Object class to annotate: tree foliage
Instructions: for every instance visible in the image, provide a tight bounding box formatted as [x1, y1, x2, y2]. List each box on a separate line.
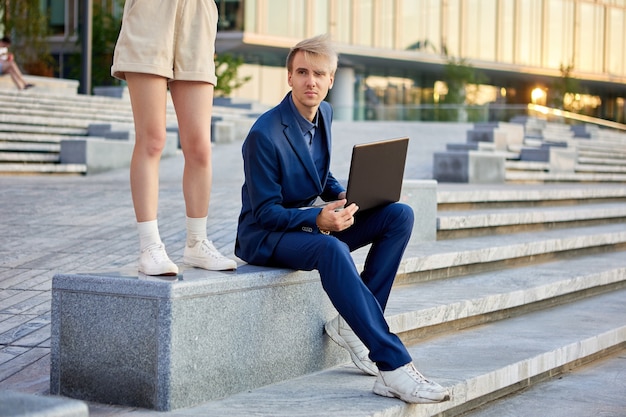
[1, 0, 54, 75]
[549, 62, 582, 110]
[214, 53, 251, 97]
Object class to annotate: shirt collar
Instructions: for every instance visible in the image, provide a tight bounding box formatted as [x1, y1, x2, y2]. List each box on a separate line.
[288, 94, 318, 137]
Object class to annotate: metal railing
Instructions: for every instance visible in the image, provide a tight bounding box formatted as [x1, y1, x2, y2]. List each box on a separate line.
[340, 103, 626, 131]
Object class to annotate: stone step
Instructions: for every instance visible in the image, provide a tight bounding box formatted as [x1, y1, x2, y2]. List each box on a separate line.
[578, 155, 626, 166]
[575, 163, 626, 173]
[505, 170, 626, 183]
[0, 162, 86, 174]
[436, 202, 626, 238]
[0, 132, 79, 143]
[505, 160, 549, 171]
[0, 113, 92, 129]
[361, 223, 626, 285]
[0, 151, 59, 163]
[436, 184, 626, 208]
[459, 347, 626, 417]
[0, 105, 135, 124]
[0, 141, 60, 152]
[0, 123, 85, 136]
[185, 288, 626, 417]
[386, 250, 626, 336]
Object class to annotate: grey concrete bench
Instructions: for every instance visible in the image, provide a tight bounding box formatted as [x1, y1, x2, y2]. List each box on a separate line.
[49, 180, 437, 411]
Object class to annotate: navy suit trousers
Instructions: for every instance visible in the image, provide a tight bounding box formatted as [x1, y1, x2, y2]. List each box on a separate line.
[269, 202, 414, 371]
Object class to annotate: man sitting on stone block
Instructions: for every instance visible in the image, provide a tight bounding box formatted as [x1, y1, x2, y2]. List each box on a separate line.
[235, 34, 450, 404]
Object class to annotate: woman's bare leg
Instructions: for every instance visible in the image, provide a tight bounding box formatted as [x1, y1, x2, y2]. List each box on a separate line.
[125, 72, 178, 275]
[169, 80, 214, 218]
[170, 80, 237, 270]
[126, 72, 169, 222]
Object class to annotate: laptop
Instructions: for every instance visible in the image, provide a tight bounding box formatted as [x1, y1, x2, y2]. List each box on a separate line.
[344, 137, 409, 211]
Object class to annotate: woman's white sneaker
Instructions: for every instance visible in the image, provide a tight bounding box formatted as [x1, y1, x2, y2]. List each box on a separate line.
[184, 239, 237, 271]
[138, 243, 179, 276]
[373, 362, 450, 404]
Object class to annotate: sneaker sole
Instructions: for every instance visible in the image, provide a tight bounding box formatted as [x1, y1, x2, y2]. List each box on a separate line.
[183, 256, 237, 271]
[373, 380, 451, 404]
[324, 321, 378, 376]
[138, 267, 178, 277]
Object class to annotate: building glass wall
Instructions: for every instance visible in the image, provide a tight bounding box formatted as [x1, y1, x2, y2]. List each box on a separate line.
[225, 0, 625, 123]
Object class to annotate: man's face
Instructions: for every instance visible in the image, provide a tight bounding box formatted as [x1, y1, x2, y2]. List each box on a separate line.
[287, 51, 334, 120]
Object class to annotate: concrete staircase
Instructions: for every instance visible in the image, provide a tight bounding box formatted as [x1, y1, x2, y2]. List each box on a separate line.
[505, 119, 626, 183]
[188, 183, 626, 416]
[0, 87, 259, 175]
[0, 88, 140, 174]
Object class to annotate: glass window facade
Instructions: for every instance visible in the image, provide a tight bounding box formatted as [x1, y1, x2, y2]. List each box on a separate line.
[239, 0, 625, 78]
[607, 7, 625, 76]
[544, 0, 576, 69]
[576, 2, 606, 73]
[229, 0, 625, 123]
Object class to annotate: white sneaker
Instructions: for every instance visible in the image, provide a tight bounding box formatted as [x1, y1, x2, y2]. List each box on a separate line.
[183, 239, 237, 271]
[138, 243, 179, 276]
[373, 362, 450, 404]
[325, 315, 378, 376]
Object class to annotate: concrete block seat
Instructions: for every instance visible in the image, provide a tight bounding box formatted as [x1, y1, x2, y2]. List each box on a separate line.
[433, 151, 507, 184]
[49, 180, 438, 411]
[50, 265, 349, 411]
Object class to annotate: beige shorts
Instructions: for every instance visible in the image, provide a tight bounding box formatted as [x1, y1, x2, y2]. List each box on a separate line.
[111, 0, 218, 85]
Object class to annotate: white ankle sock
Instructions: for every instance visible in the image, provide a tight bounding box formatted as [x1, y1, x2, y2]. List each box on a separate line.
[137, 220, 162, 251]
[186, 216, 208, 247]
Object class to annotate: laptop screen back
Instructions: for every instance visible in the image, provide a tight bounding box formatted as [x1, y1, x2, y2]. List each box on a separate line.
[345, 137, 409, 211]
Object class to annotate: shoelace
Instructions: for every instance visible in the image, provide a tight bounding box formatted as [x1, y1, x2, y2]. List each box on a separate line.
[405, 363, 430, 384]
[198, 240, 228, 260]
[144, 243, 169, 264]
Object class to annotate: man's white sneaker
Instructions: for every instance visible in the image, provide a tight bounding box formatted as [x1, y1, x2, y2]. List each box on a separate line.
[373, 362, 450, 404]
[138, 243, 179, 276]
[325, 315, 378, 376]
[183, 239, 237, 271]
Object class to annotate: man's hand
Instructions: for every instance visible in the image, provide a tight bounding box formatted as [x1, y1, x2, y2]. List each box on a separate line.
[316, 199, 359, 233]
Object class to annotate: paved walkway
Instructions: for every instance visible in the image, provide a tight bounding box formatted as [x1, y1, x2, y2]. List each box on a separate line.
[1, 120, 625, 416]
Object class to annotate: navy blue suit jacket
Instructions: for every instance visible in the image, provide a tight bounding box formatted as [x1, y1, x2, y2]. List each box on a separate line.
[235, 93, 345, 265]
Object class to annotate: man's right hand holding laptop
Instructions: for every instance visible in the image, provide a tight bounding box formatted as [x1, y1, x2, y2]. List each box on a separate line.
[316, 198, 358, 234]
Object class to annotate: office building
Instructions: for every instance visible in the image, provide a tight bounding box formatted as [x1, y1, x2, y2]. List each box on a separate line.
[16, 0, 626, 124]
[215, 0, 626, 123]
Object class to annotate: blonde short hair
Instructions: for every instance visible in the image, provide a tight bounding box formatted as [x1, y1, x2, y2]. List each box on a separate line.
[286, 34, 338, 75]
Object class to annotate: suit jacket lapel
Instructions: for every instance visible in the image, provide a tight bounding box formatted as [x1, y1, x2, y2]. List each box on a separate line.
[279, 95, 323, 192]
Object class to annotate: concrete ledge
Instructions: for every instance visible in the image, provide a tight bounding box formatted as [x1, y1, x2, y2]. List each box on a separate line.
[0, 76, 79, 94]
[59, 134, 176, 174]
[433, 151, 505, 183]
[211, 120, 235, 143]
[401, 179, 437, 241]
[0, 390, 88, 417]
[50, 266, 348, 411]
